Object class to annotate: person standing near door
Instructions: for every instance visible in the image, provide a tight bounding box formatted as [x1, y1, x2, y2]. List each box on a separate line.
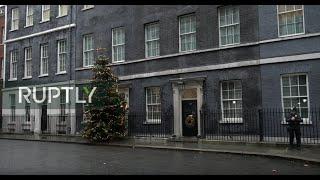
[286, 107, 303, 148]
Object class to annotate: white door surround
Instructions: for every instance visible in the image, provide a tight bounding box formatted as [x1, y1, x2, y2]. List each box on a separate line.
[171, 77, 204, 137]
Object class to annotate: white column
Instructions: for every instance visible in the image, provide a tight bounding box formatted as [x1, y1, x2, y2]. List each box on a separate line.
[197, 85, 203, 137]
[34, 106, 41, 134]
[172, 84, 181, 137]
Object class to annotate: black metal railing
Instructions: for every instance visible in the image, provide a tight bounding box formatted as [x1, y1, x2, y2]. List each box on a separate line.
[41, 115, 72, 135]
[201, 108, 320, 144]
[2, 115, 35, 134]
[127, 112, 170, 138]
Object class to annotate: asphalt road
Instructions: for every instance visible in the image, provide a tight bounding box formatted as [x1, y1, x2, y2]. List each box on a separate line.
[0, 139, 319, 175]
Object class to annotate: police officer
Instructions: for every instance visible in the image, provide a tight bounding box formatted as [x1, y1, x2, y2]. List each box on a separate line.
[286, 107, 303, 148]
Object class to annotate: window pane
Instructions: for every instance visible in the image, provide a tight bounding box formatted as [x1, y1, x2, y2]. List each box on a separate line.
[234, 90, 242, 99]
[283, 98, 291, 108]
[283, 87, 290, 96]
[299, 86, 307, 96]
[290, 76, 298, 85]
[282, 76, 290, 86]
[291, 86, 298, 96]
[299, 97, 308, 108]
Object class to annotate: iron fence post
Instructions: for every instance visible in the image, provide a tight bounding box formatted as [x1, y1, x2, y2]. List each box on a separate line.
[258, 108, 264, 142]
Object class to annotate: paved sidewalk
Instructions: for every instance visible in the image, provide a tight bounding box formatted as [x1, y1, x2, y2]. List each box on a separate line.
[0, 133, 320, 164]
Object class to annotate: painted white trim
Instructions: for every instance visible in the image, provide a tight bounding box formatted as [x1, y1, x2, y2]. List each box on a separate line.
[3, 5, 7, 89]
[75, 67, 92, 71]
[38, 74, 48, 78]
[280, 73, 311, 124]
[277, 5, 305, 38]
[118, 52, 320, 81]
[55, 71, 67, 75]
[25, 5, 33, 27]
[145, 22, 160, 58]
[4, 24, 76, 43]
[82, 34, 94, 67]
[41, 5, 50, 23]
[57, 5, 68, 18]
[10, 8, 19, 31]
[220, 80, 243, 124]
[81, 5, 94, 11]
[179, 13, 197, 53]
[218, 5, 241, 47]
[112, 27, 125, 63]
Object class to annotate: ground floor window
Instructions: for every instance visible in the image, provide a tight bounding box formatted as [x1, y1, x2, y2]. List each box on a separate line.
[281, 74, 309, 123]
[221, 80, 243, 123]
[146, 87, 161, 123]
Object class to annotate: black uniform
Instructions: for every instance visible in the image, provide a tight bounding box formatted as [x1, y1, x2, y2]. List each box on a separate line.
[286, 108, 302, 147]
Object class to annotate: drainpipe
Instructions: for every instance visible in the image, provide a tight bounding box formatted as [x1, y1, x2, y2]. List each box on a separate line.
[68, 5, 74, 135]
[3, 5, 6, 90]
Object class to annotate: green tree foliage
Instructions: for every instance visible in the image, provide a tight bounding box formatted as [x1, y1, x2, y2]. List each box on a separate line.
[82, 54, 127, 143]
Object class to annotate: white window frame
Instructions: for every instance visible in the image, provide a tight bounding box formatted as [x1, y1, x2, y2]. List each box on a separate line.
[11, 8, 19, 31]
[82, 5, 94, 10]
[112, 27, 125, 63]
[57, 5, 68, 18]
[24, 47, 32, 78]
[25, 5, 33, 27]
[218, 5, 240, 47]
[83, 34, 94, 67]
[179, 14, 196, 52]
[145, 87, 161, 124]
[41, 5, 50, 22]
[57, 39, 67, 74]
[280, 73, 311, 124]
[220, 80, 243, 123]
[277, 5, 305, 38]
[145, 22, 160, 58]
[40, 44, 49, 76]
[9, 50, 18, 80]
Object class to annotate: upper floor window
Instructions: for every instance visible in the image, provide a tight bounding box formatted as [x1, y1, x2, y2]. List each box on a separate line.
[57, 39, 67, 73]
[10, 50, 18, 80]
[281, 74, 309, 123]
[146, 87, 161, 124]
[179, 14, 196, 52]
[11, 8, 19, 31]
[145, 22, 160, 58]
[83, 5, 94, 10]
[41, 5, 50, 22]
[278, 5, 304, 37]
[219, 6, 240, 46]
[83, 34, 94, 67]
[25, 5, 34, 27]
[221, 80, 243, 123]
[24, 47, 32, 78]
[58, 5, 69, 17]
[40, 44, 49, 76]
[112, 27, 125, 63]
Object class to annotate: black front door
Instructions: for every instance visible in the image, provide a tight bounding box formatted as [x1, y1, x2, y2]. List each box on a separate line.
[40, 104, 47, 132]
[182, 100, 198, 137]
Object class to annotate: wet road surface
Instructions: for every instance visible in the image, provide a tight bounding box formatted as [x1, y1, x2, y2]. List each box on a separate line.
[0, 139, 319, 175]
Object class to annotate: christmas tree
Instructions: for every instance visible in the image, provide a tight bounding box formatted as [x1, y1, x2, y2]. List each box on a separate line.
[82, 53, 127, 143]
